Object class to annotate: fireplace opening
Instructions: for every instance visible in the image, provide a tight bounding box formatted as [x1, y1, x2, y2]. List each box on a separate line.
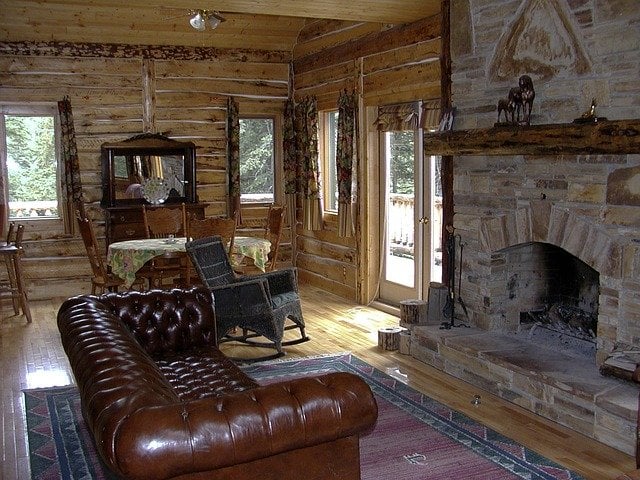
[501, 242, 599, 358]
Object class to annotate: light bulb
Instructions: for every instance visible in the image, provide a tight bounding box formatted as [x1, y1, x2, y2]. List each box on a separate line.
[189, 12, 206, 31]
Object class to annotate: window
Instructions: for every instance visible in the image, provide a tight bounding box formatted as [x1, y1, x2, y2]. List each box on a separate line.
[239, 117, 275, 203]
[1, 105, 61, 220]
[320, 110, 339, 212]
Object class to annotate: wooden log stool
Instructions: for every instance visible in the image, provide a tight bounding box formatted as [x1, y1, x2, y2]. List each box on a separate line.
[0, 224, 32, 322]
[378, 327, 403, 351]
[399, 299, 428, 328]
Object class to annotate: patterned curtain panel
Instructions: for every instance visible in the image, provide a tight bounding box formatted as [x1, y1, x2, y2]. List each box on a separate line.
[374, 102, 420, 131]
[0, 173, 6, 238]
[336, 90, 358, 237]
[295, 97, 322, 231]
[58, 96, 84, 232]
[421, 99, 442, 131]
[227, 96, 242, 224]
[283, 98, 298, 234]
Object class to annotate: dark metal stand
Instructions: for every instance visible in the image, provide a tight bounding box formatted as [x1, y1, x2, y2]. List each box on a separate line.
[440, 233, 469, 329]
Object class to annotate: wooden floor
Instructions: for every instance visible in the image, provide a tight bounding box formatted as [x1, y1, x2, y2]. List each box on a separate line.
[1, 285, 635, 480]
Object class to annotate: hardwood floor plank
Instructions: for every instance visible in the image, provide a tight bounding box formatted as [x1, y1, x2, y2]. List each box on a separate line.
[1, 286, 635, 479]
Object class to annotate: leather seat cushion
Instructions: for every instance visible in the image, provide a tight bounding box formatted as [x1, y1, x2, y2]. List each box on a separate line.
[155, 346, 258, 401]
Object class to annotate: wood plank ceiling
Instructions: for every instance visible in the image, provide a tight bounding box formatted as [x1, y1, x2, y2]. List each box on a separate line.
[0, 0, 441, 51]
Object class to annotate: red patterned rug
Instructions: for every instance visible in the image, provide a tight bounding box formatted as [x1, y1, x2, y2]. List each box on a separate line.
[25, 353, 583, 479]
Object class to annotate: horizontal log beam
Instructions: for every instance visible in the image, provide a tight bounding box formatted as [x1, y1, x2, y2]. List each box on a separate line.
[0, 41, 290, 63]
[424, 119, 640, 156]
[294, 15, 441, 73]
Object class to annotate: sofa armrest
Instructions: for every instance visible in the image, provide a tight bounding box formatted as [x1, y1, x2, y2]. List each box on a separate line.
[113, 372, 378, 480]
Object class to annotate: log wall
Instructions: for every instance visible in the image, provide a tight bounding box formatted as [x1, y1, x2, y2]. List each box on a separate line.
[0, 42, 290, 300]
[292, 16, 441, 300]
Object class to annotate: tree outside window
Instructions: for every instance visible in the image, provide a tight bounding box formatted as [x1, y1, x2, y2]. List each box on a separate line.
[239, 118, 274, 203]
[321, 110, 339, 212]
[2, 109, 60, 219]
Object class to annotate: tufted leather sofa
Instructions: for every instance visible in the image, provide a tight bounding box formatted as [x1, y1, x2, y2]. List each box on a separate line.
[57, 286, 378, 480]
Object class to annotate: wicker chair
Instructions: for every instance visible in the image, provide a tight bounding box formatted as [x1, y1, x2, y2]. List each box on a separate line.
[185, 235, 309, 359]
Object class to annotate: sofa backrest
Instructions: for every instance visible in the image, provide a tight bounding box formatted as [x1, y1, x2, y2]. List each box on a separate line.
[96, 287, 217, 357]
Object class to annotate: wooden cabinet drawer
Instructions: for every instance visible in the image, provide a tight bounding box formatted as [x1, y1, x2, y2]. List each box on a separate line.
[104, 203, 208, 245]
[108, 209, 143, 225]
[111, 222, 146, 241]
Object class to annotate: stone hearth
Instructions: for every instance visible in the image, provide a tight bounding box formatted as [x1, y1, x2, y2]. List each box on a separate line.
[410, 325, 637, 454]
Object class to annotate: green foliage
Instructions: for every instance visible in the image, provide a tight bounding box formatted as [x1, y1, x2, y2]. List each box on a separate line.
[388, 131, 414, 194]
[5, 115, 57, 202]
[239, 118, 274, 194]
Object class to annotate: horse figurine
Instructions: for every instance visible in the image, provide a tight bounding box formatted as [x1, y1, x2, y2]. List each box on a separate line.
[519, 75, 535, 125]
[508, 87, 523, 124]
[497, 98, 513, 123]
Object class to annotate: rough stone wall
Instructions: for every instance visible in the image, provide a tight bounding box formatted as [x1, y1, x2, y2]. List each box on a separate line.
[449, 0, 640, 365]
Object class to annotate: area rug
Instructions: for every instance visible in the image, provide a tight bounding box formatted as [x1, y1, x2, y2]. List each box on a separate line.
[24, 353, 583, 480]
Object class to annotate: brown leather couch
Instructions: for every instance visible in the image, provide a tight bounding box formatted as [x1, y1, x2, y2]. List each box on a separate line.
[57, 287, 378, 480]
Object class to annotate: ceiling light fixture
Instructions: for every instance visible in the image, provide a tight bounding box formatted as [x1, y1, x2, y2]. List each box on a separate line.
[189, 10, 225, 31]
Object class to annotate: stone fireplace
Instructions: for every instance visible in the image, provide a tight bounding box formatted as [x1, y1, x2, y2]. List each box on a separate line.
[500, 241, 599, 359]
[410, 0, 640, 456]
[475, 201, 638, 368]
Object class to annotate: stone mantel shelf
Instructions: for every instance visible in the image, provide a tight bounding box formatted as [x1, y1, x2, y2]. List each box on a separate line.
[424, 118, 640, 156]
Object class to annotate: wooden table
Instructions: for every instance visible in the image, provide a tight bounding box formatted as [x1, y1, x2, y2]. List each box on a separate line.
[108, 236, 271, 288]
[107, 237, 187, 288]
[231, 236, 271, 272]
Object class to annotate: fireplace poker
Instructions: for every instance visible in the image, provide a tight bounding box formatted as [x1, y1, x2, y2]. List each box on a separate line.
[441, 232, 457, 329]
[457, 240, 470, 323]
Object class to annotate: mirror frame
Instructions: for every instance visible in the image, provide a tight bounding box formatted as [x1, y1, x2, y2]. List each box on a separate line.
[100, 133, 197, 207]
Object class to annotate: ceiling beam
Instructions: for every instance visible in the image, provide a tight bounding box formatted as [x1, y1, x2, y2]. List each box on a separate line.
[73, 0, 440, 23]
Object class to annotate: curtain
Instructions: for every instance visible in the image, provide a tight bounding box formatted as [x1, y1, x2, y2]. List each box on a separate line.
[336, 90, 357, 237]
[227, 96, 242, 224]
[283, 98, 298, 239]
[58, 96, 84, 231]
[295, 97, 322, 231]
[421, 99, 442, 131]
[0, 171, 6, 238]
[374, 102, 420, 131]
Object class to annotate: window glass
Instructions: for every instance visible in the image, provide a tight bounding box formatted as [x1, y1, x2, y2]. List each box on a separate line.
[2, 110, 60, 219]
[322, 110, 339, 212]
[239, 118, 274, 203]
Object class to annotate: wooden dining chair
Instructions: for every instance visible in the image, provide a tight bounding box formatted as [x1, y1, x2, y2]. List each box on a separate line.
[235, 204, 286, 275]
[189, 216, 237, 252]
[141, 203, 190, 287]
[0, 223, 31, 322]
[75, 210, 141, 294]
[264, 204, 286, 271]
[1, 221, 16, 247]
[142, 203, 188, 239]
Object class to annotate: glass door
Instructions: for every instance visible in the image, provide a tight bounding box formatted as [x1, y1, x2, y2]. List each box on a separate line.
[378, 130, 442, 305]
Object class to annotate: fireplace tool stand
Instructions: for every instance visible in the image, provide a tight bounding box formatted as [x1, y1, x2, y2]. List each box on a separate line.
[440, 233, 470, 330]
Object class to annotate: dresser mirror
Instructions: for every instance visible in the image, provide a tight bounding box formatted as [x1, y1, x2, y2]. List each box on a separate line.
[100, 133, 197, 207]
